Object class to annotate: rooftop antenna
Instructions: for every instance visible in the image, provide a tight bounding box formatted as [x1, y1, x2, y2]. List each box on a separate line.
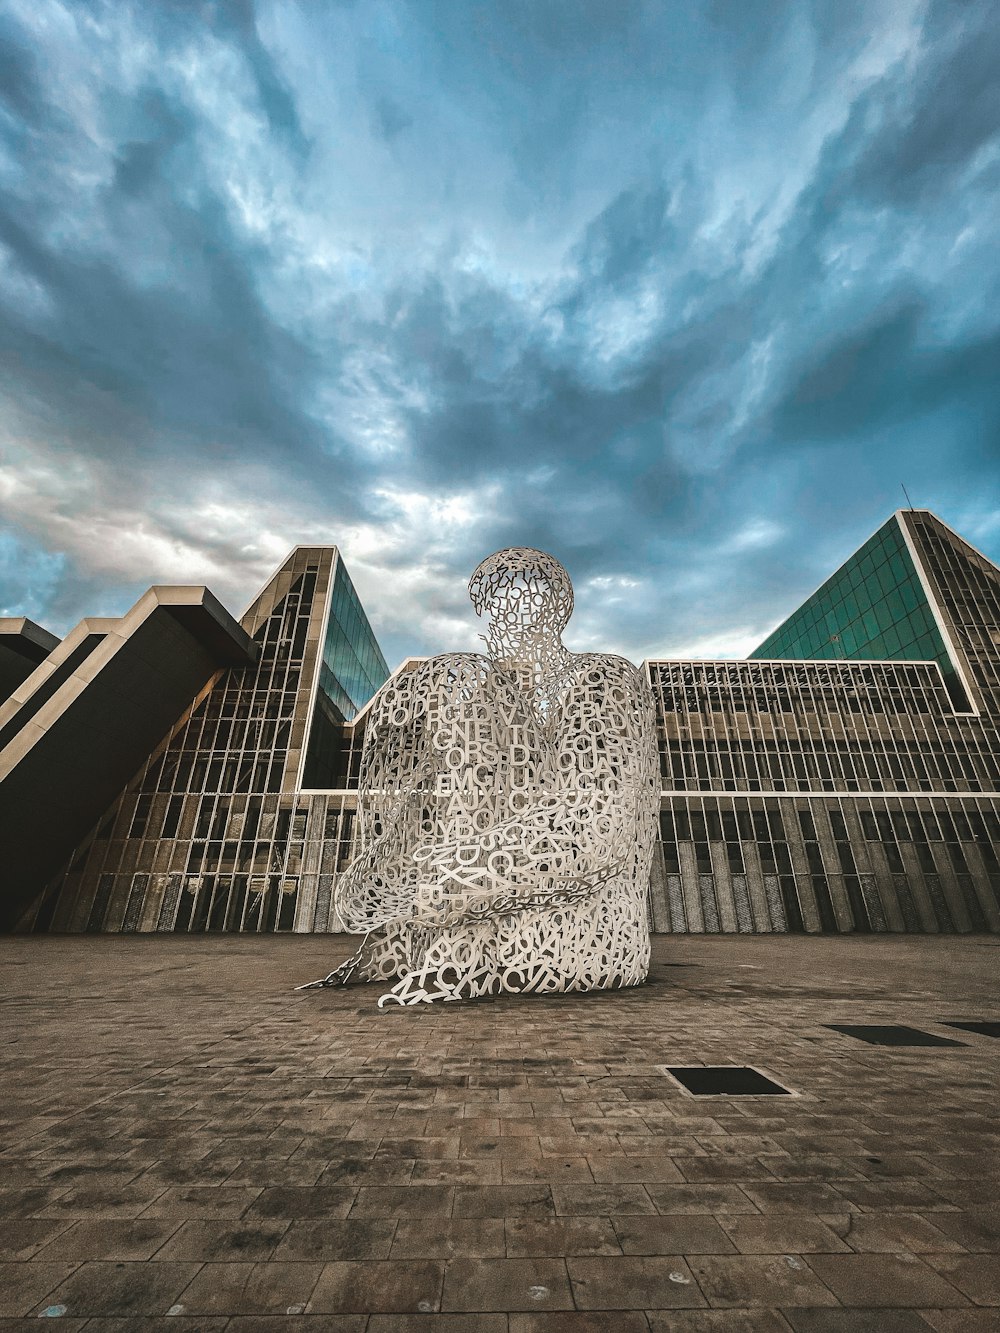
[901, 483, 915, 510]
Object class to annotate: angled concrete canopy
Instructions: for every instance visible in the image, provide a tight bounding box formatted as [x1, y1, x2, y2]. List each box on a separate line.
[0, 618, 60, 704]
[0, 587, 256, 929]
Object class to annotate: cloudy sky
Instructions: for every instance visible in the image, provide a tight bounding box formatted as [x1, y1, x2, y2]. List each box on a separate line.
[1, 0, 998, 667]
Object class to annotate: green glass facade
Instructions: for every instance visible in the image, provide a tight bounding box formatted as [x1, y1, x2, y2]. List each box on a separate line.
[751, 515, 957, 695]
[320, 558, 389, 720]
[302, 555, 389, 787]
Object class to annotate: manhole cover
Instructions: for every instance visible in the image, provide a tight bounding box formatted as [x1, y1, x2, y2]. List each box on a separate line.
[661, 1065, 792, 1096]
[941, 1021, 1000, 1038]
[825, 1024, 966, 1047]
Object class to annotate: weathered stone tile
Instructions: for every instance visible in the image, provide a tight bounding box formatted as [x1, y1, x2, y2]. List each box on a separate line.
[613, 1215, 737, 1255]
[781, 1312, 933, 1332]
[173, 1260, 323, 1314]
[834, 1181, 958, 1212]
[34, 1218, 182, 1260]
[212, 1137, 303, 1160]
[926, 1210, 1000, 1252]
[0, 1218, 72, 1260]
[152, 1219, 290, 1261]
[442, 1257, 574, 1311]
[316, 1157, 414, 1186]
[245, 1186, 356, 1219]
[589, 1156, 685, 1184]
[28, 1261, 200, 1317]
[0, 1261, 79, 1317]
[412, 1158, 502, 1183]
[919, 1312, 1000, 1332]
[374, 1136, 460, 1159]
[221, 1160, 325, 1187]
[824, 1212, 965, 1254]
[506, 1216, 622, 1256]
[503, 1157, 594, 1184]
[135, 1158, 243, 1186]
[718, 1217, 849, 1254]
[308, 1259, 445, 1312]
[0, 1188, 70, 1218]
[290, 1138, 381, 1162]
[66, 1320, 227, 1332]
[541, 1134, 615, 1156]
[455, 1185, 555, 1218]
[689, 1255, 839, 1308]
[391, 1217, 505, 1258]
[142, 1186, 262, 1218]
[553, 1184, 656, 1216]
[679, 1159, 779, 1184]
[368, 1317, 505, 1333]
[350, 1185, 454, 1218]
[36, 1183, 167, 1219]
[930, 1181, 1000, 1208]
[647, 1314, 793, 1332]
[36, 1164, 145, 1189]
[839, 1155, 944, 1180]
[646, 1185, 760, 1215]
[510, 1316, 652, 1333]
[568, 1255, 706, 1309]
[503, 1117, 568, 1136]
[461, 1134, 542, 1159]
[922, 1253, 1000, 1305]
[740, 1185, 857, 1215]
[754, 1157, 860, 1183]
[272, 1218, 396, 1261]
[226, 1320, 364, 1333]
[805, 1253, 970, 1307]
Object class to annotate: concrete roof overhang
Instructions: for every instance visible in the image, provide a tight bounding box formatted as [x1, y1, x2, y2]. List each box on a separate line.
[0, 617, 60, 704]
[0, 587, 257, 929]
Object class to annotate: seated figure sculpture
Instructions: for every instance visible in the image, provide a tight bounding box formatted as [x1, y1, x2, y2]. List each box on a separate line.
[307, 547, 659, 1006]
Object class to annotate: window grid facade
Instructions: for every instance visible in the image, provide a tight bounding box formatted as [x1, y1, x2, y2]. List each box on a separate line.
[904, 511, 1000, 716]
[36, 549, 338, 935]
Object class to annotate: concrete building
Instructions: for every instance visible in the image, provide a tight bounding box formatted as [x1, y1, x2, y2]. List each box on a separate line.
[3, 509, 998, 935]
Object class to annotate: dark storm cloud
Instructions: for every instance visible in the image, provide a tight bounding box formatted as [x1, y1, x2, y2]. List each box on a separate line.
[1, 0, 998, 666]
[0, 174, 357, 486]
[136, 0, 307, 145]
[772, 296, 1000, 446]
[0, 57, 359, 485]
[850, 0, 1000, 204]
[570, 186, 675, 289]
[222, 0, 306, 144]
[0, 14, 45, 122]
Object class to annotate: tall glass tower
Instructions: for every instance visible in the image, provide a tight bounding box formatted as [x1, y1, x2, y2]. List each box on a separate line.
[751, 510, 990, 713]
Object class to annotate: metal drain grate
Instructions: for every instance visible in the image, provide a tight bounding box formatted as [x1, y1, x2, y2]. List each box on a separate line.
[826, 1024, 966, 1047]
[662, 1065, 793, 1096]
[941, 1021, 1000, 1038]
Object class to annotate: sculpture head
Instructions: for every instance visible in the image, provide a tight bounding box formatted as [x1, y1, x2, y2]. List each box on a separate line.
[468, 547, 573, 664]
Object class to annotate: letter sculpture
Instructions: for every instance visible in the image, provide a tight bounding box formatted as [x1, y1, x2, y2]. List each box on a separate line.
[305, 548, 658, 1005]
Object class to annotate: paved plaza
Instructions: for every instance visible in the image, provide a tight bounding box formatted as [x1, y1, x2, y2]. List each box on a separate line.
[2, 934, 999, 1330]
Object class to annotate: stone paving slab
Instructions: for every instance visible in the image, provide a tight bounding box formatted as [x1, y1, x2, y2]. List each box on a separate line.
[2, 933, 999, 1328]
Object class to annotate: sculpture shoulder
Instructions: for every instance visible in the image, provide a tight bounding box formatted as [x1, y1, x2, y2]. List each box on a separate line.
[561, 653, 653, 734]
[422, 651, 491, 681]
[569, 652, 647, 693]
[418, 651, 493, 700]
[366, 652, 490, 724]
